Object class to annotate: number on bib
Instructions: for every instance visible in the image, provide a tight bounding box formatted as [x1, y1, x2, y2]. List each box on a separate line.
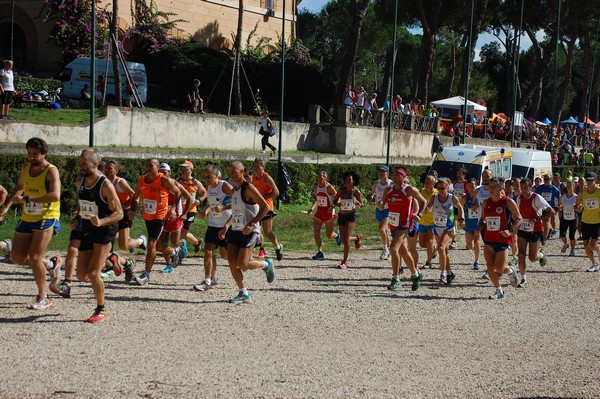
[389, 212, 400, 227]
[486, 216, 501, 231]
[433, 212, 448, 227]
[79, 200, 98, 220]
[468, 208, 480, 219]
[585, 198, 599, 210]
[317, 196, 328, 207]
[519, 219, 534, 232]
[340, 199, 354, 211]
[542, 192, 552, 202]
[143, 199, 158, 215]
[232, 211, 245, 230]
[23, 201, 42, 216]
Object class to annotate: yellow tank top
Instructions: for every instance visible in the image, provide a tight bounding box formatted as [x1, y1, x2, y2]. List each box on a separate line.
[419, 187, 438, 226]
[581, 187, 600, 224]
[21, 163, 61, 222]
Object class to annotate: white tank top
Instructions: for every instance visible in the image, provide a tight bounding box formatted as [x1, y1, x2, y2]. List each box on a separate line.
[433, 194, 454, 227]
[231, 182, 260, 233]
[375, 179, 392, 209]
[207, 180, 232, 227]
[560, 193, 577, 221]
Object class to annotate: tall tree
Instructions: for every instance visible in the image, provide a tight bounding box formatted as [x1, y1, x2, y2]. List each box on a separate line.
[112, 0, 122, 106]
[232, 0, 244, 114]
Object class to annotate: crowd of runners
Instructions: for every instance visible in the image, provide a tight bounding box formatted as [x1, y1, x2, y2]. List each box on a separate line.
[0, 137, 599, 322]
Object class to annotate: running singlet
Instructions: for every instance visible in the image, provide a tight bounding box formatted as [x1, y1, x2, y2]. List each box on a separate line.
[177, 178, 199, 213]
[581, 189, 600, 224]
[386, 185, 412, 230]
[207, 180, 232, 228]
[339, 188, 358, 213]
[464, 193, 480, 228]
[21, 163, 61, 223]
[419, 188, 437, 226]
[78, 175, 118, 235]
[517, 193, 548, 233]
[476, 185, 491, 204]
[536, 184, 560, 208]
[315, 183, 335, 219]
[252, 173, 274, 211]
[375, 179, 392, 209]
[560, 193, 577, 221]
[453, 180, 467, 198]
[112, 177, 131, 209]
[167, 190, 183, 218]
[138, 173, 169, 221]
[231, 182, 260, 233]
[483, 195, 511, 245]
[432, 194, 454, 228]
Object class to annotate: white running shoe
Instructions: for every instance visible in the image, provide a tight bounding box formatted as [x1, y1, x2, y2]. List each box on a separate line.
[587, 264, 599, 272]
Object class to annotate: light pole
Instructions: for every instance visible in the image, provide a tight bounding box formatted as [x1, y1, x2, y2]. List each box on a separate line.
[89, 0, 96, 147]
[511, 0, 524, 147]
[462, 0, 474, 144]
[386, 0, 398, 168]
[276, 0, 286, 209]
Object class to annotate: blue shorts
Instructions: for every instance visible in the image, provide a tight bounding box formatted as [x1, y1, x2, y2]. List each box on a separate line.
[375, 208, 389, 222]
[16, 219, 61, 235]
[484, 241, 510, 252]
[409, 222, 419, 237]
[464, 222, 479, 234]
[418, 224, 434, 234]
[434, 225, 454, 237]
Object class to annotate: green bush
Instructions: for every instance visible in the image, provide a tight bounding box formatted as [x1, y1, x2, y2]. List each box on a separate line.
[14, 76, 62, 94]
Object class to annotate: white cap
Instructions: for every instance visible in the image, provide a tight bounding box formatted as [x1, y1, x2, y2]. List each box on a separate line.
[159, 163, 171, 171]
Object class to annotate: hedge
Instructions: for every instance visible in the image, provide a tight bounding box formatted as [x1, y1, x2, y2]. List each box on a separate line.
[13, 76, 62, 94]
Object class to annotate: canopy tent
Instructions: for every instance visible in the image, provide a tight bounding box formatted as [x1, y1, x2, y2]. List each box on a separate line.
[536, 117, 552, 126]
[578, 116, 599, 129]
[560, 116, 578, 125]
[430, 96, 487, 112]
[491, 112, 507, 123]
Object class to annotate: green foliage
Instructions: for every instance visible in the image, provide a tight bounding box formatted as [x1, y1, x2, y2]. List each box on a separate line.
[13, 77, 62, 94]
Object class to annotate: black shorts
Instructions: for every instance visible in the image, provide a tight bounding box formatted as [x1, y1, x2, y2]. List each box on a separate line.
[182, 212, 197, 231]
[559, 219, 577, 241]
[1, 91, 13, 105]
[261, 210, 277, 221]
[118, 214, 133, 230]
[390, 228, 408, 238]
[517, 230, 544, 243]
[205, 225, 228, 248]
[484, 241, 510, 252]
[69, 222, 84, 241]
[79, 227, 117, 251]
[145, 219, 165, 240]
[582, 222, 600, 241]
[226, 230, 259, 249]
[338, 212, 357, 227]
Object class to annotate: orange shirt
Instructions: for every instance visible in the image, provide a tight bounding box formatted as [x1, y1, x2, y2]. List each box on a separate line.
[252, 172, 274, 211]
[177, 178, 198, 213]
[138, 173, 169, 220]
[112, 177, 131, 209]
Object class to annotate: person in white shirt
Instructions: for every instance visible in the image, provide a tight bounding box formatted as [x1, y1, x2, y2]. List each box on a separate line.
[0, 60, 15, 119]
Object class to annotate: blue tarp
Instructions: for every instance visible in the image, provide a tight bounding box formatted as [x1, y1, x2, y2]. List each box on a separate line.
[560, 116, 578, 125]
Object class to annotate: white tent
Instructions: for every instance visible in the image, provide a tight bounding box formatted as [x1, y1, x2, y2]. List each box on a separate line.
[430, 96, 487, 112]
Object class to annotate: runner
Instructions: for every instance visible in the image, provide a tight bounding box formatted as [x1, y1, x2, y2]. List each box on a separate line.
[535, 173, 560, 239]
[333, 170, 364, 269]
[461, 178, 481, 270]
[576, 172, 600, 272]
[368, 166, 392, 260]
[75, 148, 123, 323]
[130, 158, 181, 285]
[193, 164, 232, 291]
[0, 184, 11, 257]
[378, 167, 426, 291]
[480, 177, 521, 299]
[509, 178, 522, 265]
[307, 170, 341, 260]
[252, 158, 284, 261]
[418, 175, 437, 268]
[177, 160, 207, 255]
[0, 137, 62, 309]
[222, 161, 274, 304]
[515, 178, 554, 288]
[449, 168, 468, 249]
[425, 178, 464, 285]
[558, 178, 577, 257]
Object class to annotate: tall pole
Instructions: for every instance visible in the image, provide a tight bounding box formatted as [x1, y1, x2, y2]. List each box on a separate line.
[585, 18, 600, 129]
[511, 0, 524, 147]
[551, 0, 561, 134]
[276, 0, 286, 209]
[462, 0, 474, 144]
[89, 0, 96, 147]
[10, 0, 14, 60]
[386, 0, 398, 168]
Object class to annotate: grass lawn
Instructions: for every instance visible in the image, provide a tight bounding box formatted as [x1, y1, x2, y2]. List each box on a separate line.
[8, 106, 99, 125]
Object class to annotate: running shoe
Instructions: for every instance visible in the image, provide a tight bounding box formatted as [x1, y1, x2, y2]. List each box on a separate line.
[508, 268, 519, 288]
[258, 248, 266, 259]
[423, 260, 432, 269]
[275, 245, 284, 261]
[338, 262, 347, 269]
[180, 239, 189, 259]
[489, 289, 505, 300]
[134, 272, 149, 286]
[355, 234, 363, 249]
[124, 259, 136, 282]
[1, 238, 11, 258]
[388, 277, 401, 291]
[439, 273, 447, 285]
[517, 279, 528, 288]
[28, 294, 53, 310]
[335, 230, 342, 246]
[161, 265, 175, 274]
[194, 238, 203, 253]
[449, 241, 457, 249]
[170, 247, 181, 268]
[569, 250, 576, 257]
[482, 272, 490, 280]
[380, 248, 388, 260]
[549, 230, 557, 238]
[473, 261, 480, 270]
[193, 280, 213, 291]
[263, 259, 275, 283]
[587, 264, 600, 272]
[561, 243, 569, 254]
[101, 269, 116, 279]
[48, 256, 62, 287]
[446, 271, 456, 285]
[539, 250, 547, 267]
[108, 252, 122, 277]
[138, 235, 148, 252]
[86, 308, 109, 323]
[50, 280, 71, 298]
[229, 291, 252, 304]
[411, 271, 424, 292]
[312, 251, 325, 260]
[211, 275, 219, 285]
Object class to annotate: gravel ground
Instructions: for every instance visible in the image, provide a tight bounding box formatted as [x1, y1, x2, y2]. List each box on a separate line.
[1, 234, 599, 399]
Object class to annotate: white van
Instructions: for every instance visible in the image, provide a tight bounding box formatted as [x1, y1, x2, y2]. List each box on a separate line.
[510, 147, 552, 179]
[57, 57, 147, 104]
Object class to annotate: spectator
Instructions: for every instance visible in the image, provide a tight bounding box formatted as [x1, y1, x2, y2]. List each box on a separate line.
[0, 59, 15, 119]
[124, 81, 134, 109]
[187, 79, 205, 114]
[258, 110, 277, 155]
[343, 84, 355, 107]
[96, 75, 106, 102]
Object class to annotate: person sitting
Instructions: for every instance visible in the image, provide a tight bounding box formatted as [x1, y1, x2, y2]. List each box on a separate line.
[80, 84, 91, 107]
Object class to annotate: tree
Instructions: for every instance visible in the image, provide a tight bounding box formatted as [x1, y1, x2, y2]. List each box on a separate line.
[112, 0, 122, 106]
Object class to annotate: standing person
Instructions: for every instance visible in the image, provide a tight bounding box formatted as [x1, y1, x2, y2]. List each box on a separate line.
[425, 178, 464, 285]
[0, 138, 62, 309]
[194, 164, 232, 291]
[0, 60, 15, 119]
[187, 79, 205, 114]
[307, 170, 341, 260]
[378, 167, 426, 291]
[177, 160, 207, 254]
[124, 81, 134, 109]
[516, 178, 554, 288]
[450, 168, 468, 249]
[96, 75, 106, 104]
[536, 173, 561, 239]
[418, 175, 438, 268]
[461, 178, 482, 270]
[333, 171, 364, 269]
[480, 178, 521, 300]
[222, 161, 274, 304]
[258, 110, 277, 155]
[75, 149, 123, 323]
[368, 166, 392, 260]
[576, 172, 600, 272]
[559, 178, 578, 257]
[130, 158, 181, 286]
[252, 158, 283, 260]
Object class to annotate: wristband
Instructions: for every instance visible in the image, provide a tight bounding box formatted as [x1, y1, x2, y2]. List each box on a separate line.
[22, 195, 29, 202]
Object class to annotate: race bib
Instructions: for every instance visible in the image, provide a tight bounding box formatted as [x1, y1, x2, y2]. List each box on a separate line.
[23, 201, 42, 216]
[143, 199, 157, 215]
[563, 204, 575, 221]
[519, 219, 534, 232]
[585, 198, 599, 210]
[78, 200, 98, 220]
[467, 208, 480, 219]
[375, 192, 384, 203]
[486, 216, 501, 231]
[389, 212, 400, 227]
[433, 212, 448, 227]
[453, 187, 464, 197]
[232, 211, 245, 230]
[542, 192, 552, 202]
[340, 199, 354, 211]
[317, 196, 328, 207]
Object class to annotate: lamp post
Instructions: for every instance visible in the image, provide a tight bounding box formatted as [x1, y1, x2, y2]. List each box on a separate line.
[551, 0, 561, 135]
[89, 0, 96, 147]
[386, 0, 398, 168]
[276, 0, 286, 209]
[462, 0, 474, 144]
[511, 0, 524, 147]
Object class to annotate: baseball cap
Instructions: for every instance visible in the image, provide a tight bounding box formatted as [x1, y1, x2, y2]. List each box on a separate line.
[573, 176, 579, 182]
[378, 165, 389, 172]
[159, 163, 171, 171]
[392, 167, 407, 176]
[179, 160, 194, 170]
[585, 171, 597, 181]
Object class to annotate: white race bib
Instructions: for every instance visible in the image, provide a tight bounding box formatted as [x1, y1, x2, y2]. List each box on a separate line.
[563, 204, 575, 221]
[585, 198, 599, 210]
[317, 196, 328, 207]
[486, 216, 501, 231]
[23, 201, 42, 216]
[542, 192, 552, 202]
[143, 199, 157, 215]
[232, 211, 244, 230]
[468, 208, 480, 219]
[78, 200, 98, 220]
[389, 212, 400, 227]
[519, 219, 534, 232]
[340, 199, 354, 211]
[433, 212, 448, 227]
